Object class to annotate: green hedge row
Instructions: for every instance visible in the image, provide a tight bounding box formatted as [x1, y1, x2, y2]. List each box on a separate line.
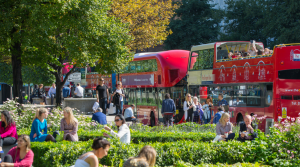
[77, 129, 216, 143]
[30, 138, 299, 167]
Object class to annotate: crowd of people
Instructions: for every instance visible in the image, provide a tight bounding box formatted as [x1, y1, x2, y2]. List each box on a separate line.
[161, 92, 258, 142]
[227, 42, 273, 59]
[2, 77, 260, 166]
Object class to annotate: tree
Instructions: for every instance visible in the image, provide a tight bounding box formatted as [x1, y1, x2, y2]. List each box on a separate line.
[163, 0, 222, 50]
[263, 0, 300, 46]
[0, 63, 55, 86]
[221, 0, 268, 45]
[110, 0, 177, 51]
[0, 0, 132, 105]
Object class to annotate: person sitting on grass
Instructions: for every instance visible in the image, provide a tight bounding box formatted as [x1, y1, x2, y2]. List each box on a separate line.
[237, 115, 257, 142]
[1, 134, 34, 166]
[0, 111, 18, 163]
[123, 145, 157, 167]
[103, 114, 131, 144]
[30, 108, 57, 142]
[91, 108, 107, 125]
[74, 137, 110, 167]
[61, 107, 79, 142]
[216, 113, 235, 141]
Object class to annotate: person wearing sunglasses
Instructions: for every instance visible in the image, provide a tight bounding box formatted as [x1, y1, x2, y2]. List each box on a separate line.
[1, 134, 34, 166]
[103, 114, 130, 144]
[183, 93, 195, 122]
[96, 77, 110, 115]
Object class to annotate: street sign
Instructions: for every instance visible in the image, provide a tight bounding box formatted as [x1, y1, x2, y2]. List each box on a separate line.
[68, 72, 81, 82]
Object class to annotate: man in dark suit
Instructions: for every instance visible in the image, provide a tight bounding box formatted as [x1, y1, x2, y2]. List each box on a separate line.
[237, 115, 257, 142]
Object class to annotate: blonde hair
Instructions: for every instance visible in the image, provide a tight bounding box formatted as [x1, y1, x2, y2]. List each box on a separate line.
[32, 108, 40, 122]
[130, 146, 157, 167]
[17, 134, 31, 151]
[185, 93, 192, 103]
[219, 113, 230, 126]
[63, 107, 78, 126]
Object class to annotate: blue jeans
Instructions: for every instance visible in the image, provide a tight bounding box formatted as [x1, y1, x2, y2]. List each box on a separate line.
[204, 118, 211, 124]
[99, 99, 107, 115]
[116, 101, 123, 115]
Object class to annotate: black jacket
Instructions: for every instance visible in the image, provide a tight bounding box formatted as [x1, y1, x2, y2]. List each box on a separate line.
[38, 88, 45, 97]
[239, 122, 257, 139]
[112, 93, 121, 107]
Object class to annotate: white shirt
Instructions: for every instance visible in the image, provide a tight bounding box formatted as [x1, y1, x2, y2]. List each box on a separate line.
[202, 104, 210, 119]
[183, 101, 195, 120]
[116, 89, 123, 101]
[48, 87, 56, 96]
[124, 107, 134, 118]
[249, 50, 257, 56]
[110, 124, 130, 144]
[74, 86, 84, 97]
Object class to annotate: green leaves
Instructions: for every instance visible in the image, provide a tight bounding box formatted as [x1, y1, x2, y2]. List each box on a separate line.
[164, 0, 223, 50]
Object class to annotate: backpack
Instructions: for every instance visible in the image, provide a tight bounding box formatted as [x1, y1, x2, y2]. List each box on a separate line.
[213, 112, 222, 124]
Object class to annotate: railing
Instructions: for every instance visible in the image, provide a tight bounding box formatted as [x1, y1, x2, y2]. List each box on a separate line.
[216, 54, 273, 62]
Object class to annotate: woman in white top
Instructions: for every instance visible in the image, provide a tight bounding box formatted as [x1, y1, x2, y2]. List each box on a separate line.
[74, 137, 110, 167]
[112, 81, 125, 115]
[103, 114, 131, 144]
[183, 93, 195, 122]
[248, 42, 258, 56]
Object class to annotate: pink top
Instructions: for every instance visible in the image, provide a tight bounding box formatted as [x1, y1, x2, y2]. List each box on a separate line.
[0, 122, 18, 139]
[7, 147, 34, 167]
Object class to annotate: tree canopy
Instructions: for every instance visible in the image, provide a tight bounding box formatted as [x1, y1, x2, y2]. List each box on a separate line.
[222, 0, 300, 48]
[164, 0, 222, 50]
[0, 63, 55, 86]
[0, 0, 133, 104]
[110, 0, 177, 51]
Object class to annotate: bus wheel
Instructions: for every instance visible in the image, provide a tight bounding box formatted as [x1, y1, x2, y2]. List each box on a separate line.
[236, 113, 244, 125]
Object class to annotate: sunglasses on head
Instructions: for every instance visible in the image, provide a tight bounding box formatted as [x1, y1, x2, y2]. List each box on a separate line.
[115, 119, 121, 122]
[100, 80, 104, 81]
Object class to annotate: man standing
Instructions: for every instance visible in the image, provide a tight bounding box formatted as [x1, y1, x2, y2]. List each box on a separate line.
[96, 77, 109, 115]
[124, 104, 136, 122]
[48, 83, 56, 105]
[62, 85, 71, 99]
[161, 93, 176, 127]
[74, 83, 84, 98]
[217, 94, 229, 112]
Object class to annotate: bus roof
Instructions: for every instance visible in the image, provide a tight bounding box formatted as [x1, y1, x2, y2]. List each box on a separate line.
[191, 43, 215, 52]
[191, 41, 265, 52]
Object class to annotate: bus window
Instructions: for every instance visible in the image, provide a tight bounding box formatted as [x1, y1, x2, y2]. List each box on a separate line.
[146, 88, 156, 106]
[189, 49, 214, 70]
[234, 90, 247, 106]
[247, 90, 261, 106]
[294, 96, 300, 100]
[281, 95, 293, 100]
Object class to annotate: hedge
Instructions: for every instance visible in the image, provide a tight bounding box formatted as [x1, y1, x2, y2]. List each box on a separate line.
[30, 138, 300, 167]
[77, 129, 216, 143]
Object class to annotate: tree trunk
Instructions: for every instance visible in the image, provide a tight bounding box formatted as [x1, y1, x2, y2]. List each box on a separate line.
[11, 42, 23, 104]
[55, 66, 63, 106]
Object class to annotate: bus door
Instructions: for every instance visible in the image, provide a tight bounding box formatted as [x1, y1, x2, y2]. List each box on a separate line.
[171, 87, 184, 123]
[136, 88, 158, 126]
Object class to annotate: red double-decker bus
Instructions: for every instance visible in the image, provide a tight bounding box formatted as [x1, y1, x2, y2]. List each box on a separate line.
[188, 42, 300, 132]
[120, 50, 190, 125]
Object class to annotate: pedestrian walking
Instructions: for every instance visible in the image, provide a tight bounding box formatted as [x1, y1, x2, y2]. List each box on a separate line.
[161, 93, 176, 127]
